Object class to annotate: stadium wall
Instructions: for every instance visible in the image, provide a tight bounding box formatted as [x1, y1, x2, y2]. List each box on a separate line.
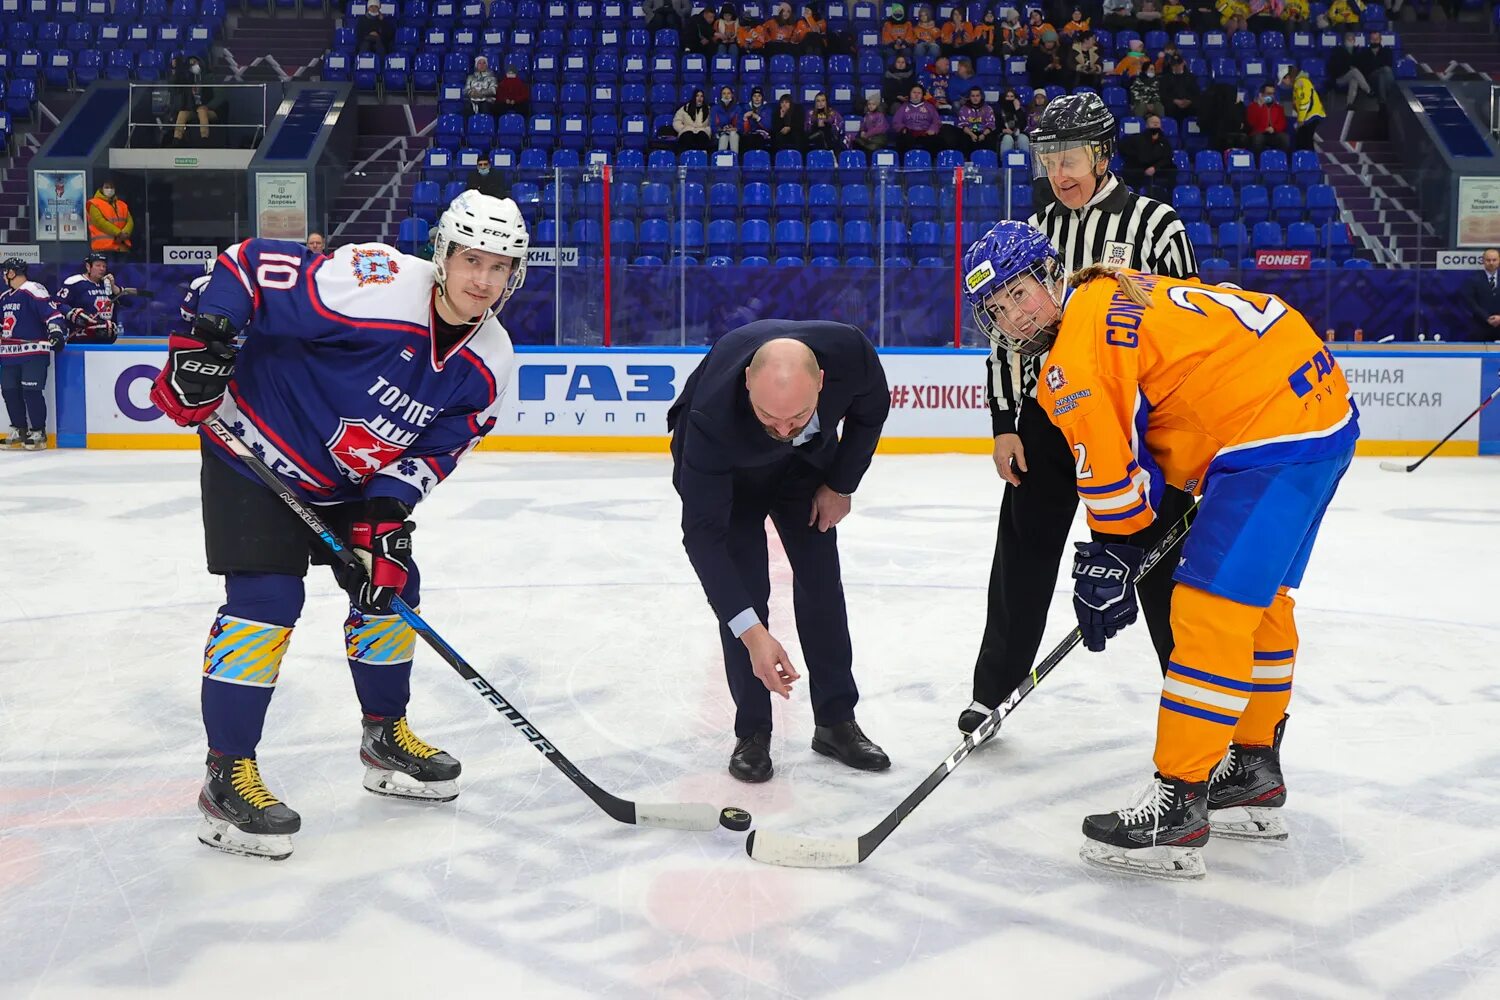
[54, 343, 1500, 456]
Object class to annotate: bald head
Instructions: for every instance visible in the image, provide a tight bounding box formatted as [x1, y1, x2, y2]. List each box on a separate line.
[746, 338, 824, 442]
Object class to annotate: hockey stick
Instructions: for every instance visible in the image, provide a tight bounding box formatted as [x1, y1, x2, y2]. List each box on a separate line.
[1379, 385, 1500, 474]
[202, 415, 732, 832]
[745, 504, 1198, 868]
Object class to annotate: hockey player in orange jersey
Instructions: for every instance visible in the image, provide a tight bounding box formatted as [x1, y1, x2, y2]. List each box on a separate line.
[961, 221, 1359, 881]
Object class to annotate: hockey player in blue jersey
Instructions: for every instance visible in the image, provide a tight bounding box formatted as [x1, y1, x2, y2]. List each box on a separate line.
[0, 257, 66, 450]
[54, 252, 121, 344]
[149, 191, 527, 860]
[178, 258, 214, 331]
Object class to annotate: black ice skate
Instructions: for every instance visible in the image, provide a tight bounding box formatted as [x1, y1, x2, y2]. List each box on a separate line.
[1209, 716, 1289, 841]
[360, 715, 461, 802]
[1079, 773, 1210, 881]
[4, 427, 25, 450]
[956, 701, 1001, 743]
[22, 429, 46, 451]
[197, 750, 301, 861]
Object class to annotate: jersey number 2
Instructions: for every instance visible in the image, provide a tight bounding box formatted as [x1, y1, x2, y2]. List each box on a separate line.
[1166, 285, 1285, 338]
[1074, 443, 1093, 481]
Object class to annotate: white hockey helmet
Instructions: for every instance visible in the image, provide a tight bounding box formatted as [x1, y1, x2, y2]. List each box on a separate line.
[433, 190, 529, 313]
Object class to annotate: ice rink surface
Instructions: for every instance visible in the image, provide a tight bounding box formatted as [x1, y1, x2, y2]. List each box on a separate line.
[2, 449, 1498, 999]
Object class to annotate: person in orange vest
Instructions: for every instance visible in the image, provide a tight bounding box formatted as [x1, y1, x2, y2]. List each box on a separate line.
[87, 179, 134, 257]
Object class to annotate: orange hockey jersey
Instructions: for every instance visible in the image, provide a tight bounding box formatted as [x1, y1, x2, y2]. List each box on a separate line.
[1035, 272, 1357, 536]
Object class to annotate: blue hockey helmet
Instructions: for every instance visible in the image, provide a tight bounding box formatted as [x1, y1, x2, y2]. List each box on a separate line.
[961, 220, 1064, 356]
[1, 257, 28, 280]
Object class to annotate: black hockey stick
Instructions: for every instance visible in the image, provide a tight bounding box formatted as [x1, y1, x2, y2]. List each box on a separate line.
[202, 415, 734, 832]
[745, 504, 1197, 867]
[1379, 385, 1499, 474]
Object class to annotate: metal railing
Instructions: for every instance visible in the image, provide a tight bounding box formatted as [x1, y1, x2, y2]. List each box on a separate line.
[124, 82, 271, 148]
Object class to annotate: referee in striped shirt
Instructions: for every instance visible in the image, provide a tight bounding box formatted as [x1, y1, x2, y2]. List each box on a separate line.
[958, 93, 1200, 737]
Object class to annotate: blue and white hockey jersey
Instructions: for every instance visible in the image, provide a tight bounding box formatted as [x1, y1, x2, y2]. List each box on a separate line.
[179, 273, 212, 329]
[196, 239, 515, 508]
[0, 280, 65, 364]
[55, 272, 115, 332]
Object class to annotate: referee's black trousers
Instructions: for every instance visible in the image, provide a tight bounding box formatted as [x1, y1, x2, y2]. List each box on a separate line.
[971, 396, 1194, 708]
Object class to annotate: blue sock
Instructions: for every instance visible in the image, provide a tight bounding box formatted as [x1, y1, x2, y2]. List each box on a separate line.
[344, 563, 420, 719]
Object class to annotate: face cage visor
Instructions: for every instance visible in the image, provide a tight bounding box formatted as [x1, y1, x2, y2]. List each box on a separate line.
[1031, 137, 1113, 183]
[971, 258, 1064, 357]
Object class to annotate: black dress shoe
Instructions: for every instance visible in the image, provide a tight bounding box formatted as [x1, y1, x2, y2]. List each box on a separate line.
[729, 731, 773, 783]
[811, 720, 891, 771]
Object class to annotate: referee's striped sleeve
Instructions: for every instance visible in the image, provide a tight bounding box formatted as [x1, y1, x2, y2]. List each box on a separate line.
[1145, 206, 1198, 279]
[985, 347, 1019, 436]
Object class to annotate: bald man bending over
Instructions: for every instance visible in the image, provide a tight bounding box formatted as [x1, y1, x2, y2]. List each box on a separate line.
[669, 320, 892, 782]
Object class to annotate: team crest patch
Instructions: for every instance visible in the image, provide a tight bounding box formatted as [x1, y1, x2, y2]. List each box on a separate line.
[1044, 364, 1067, 392]
[1102, 241, 1132, 268]
[326, 418, 406, 480]
[351, 248, 400, 287]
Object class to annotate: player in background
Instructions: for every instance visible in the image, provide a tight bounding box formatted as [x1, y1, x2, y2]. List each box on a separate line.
[0, 258, 67, 450]
[54, 252, 121, 344]
[962, 222, 1358, 880]
[178, 257, 215, 331]
[149, 192, 527, 861]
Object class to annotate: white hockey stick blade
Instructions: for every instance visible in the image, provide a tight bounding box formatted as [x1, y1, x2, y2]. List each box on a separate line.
[745, 830, 862, 867]
[632, 802, 722, 831]
[1379, 460, 1413, 473]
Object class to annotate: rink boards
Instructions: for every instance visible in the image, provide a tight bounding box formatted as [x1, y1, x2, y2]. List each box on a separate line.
[44, 343, 1500, 456]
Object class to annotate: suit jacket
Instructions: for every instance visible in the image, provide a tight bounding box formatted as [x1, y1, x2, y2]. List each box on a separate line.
[669, 320, 890, 626]
[1462, 270, 1500, 340]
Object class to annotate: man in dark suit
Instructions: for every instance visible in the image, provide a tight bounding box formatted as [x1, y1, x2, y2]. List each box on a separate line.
[669, 320, 891, 783]
[1462, 248, 1500, 342]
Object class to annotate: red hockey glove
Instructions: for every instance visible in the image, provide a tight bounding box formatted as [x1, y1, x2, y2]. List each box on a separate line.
[343, 499, 416, 614]
[149, 314, 237, 427]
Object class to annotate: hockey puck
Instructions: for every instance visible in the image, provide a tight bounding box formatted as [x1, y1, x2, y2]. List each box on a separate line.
[719, 807, 752, 832]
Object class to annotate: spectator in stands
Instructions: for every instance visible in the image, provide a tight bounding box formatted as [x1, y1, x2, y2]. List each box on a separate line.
[1024, 9, 1056, 46]
[675, 89, 714, 151]
[170, 56, 219, 144]
[1072, 31, 1103, 90]
[355, 0, 394, 55]
[924, 54, 951, 95]
[1027, 88, 1049, 130]
[953, 56, 976, 84]
[1245, 81, 1292, 153]
[1320, 0, 1363, 28]
[1327, 33, 1373, 108]
[1114, 37, 1150, 77]
[741, 87, 773, 150]
[1160, 55, 1200, 124]
[912, 5, 943, 62]
[1027, 32, 1069, 87]
[713, 85, 743, 152]
[999, 8, 1024, 55]
[644, 0, 692, 34]
[855, 95, 890, 152]
[1281, 0, 1310, 26]
[1358, 30, 1397, 108]
[794, 4, 827, 53]
[771, 93, 807, 152]
[1461, 249, 1500, 341]
[496, 63, 530, 119]
[804, 91, 845, 150]
[1121, 114, 1177, 199]
[739, 13, 767, 51]
[955, 87, 996, 156]
[87, 179, 134, 259]
[689, 5, 720, 54]
[967, 8, 998, 57]
[891, 83, 943, 153]
[762, 2, 799, 56]
[1162, 0, 1189, 27]
[1154, 39, 1180, 72]
[1101, 0, 1135, 30]
[996, 87, 1029, 152]
[465, 153, 507, 198]
[1137, 0, 1166, 28]
[1202, 81, 1250, 148]
[1061, 7, 1091, 38]
[1188, 0, 1219, 30]
[464, 55, 498, 118]
[943, 6, 977, 59]
[882, 53, 917, 107]
[306, 232, 328, 256]
[1131, 62, 1164, 117]
[883, 4, 914, 59]
[1216, 0, 1249, 34]
[929, 77, 954, 115]
[1281, 66, 1325, 150]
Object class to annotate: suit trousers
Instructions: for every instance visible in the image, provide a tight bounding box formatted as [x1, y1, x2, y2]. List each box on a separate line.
[970, 396, 1193, 708]
[716, 454, 859, 738]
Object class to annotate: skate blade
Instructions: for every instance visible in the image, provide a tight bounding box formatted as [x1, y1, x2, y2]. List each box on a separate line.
[1210, 806, 1289, 841]
[1079, 841, 1207, 881]
[197, 819, 293, 861]
[363, 767, 459, 802]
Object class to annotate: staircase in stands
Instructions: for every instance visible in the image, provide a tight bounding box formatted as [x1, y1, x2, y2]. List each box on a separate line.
[0, 100, 69, 248]
[1396, 17, 1500, 81]
[1320, 135, 1440, 267]
[222, 11, 338, 81]
[325, 103, 436, 246]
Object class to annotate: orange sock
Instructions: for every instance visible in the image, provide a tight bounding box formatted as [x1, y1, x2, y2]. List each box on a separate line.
[1154, 585, 1266, 783]
[1235, 587, 1297, 747]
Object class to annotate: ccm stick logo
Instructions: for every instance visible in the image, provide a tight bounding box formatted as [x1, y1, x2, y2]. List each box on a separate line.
[469, 678, 556, 753]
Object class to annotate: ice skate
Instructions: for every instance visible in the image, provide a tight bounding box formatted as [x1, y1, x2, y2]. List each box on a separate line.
[4, 428, 25, 450]
[956, 701, 1001, 743]
[360, 714, 461, 802]
[197, 750, 301, 861]
[1209, 716, 1289, 841]
[1079, 773, 1210, 881]
[22, 429, 46, 451]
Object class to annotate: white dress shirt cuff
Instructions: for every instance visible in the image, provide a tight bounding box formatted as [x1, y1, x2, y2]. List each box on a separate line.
[727, 607, 760, 638]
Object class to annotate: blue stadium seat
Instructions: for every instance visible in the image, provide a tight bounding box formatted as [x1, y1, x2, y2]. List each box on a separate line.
[435, 112, 465, 149]
[1205, 184, 1235, 225]
[1342, 256, 1372, 269]
[465, 112, 495, 145]
[646, 149, 675, 183]
[773, 183, 805, 220]
[1225, 148, 1256, 187]
[879, 220, 909, 254]
[840, 183, 871, 224]
[1258, 149, 1289, 187]
[808, 183, 838, 221]
[742, 182, 772, 220]
[1286, 221, 1318, 252]
[907, 184, 937, 223]
[706, 255, 734, 267]
[1291, 149, 1320, 188]
[808, 219, 840, 258]
[740, 256, 770, 266]
[1185, 221, 1214, 254]
[775, 255, 804, 267]
[1239, 185, 1269, 226]
[636, 218, 669, 257]
[842, 220, 873, 257]
[442, 180, 466, 206]
[1172, 184, 1203, 223]
[1251, 221, 1283, 250]
[909, 221, 940, 258]
[1271, 184, 1303, 225]
[410, 180, 441, 223]
[706, 218, 737, 257]
[740, 219, 771, 258]
[1194, 149, 1224, 185]
[806, 149, 837, 185]
[774, 149, 803, 185]
[528, 113, 556, 149]
[1217, 221, 1248, 258]
[1305, 185, 1337, 226]
[1323, 222, 1352, 262]
[671, 219, 704, 257]
[773, 219, 805, 257]
[708, 182, 738, 221]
